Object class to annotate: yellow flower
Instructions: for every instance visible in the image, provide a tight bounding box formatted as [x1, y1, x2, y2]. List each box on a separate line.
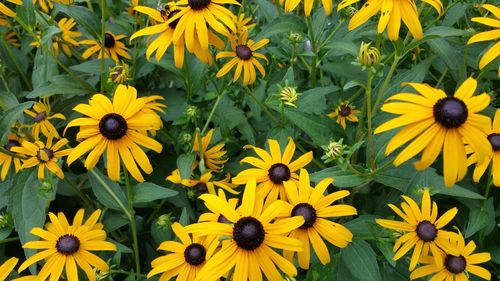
[0, 0, 22, 18]
[338, 0, 443, 40]
[18, 209, 117, 281]
[186, 178, 305, 281]
[468, 4, 500, 78]
[11, 135, 72, 179]
[81, 32, 131, 62]
[467, 109, 500, 187]
[358, 41, 381, 67]
[33, 0, 73, 13]
[410, 231, 491, 281]
[131, 3, 224, 67]
[374, 77, 492, 187]
[65, 85, 163, 182]
[280, 86, 300, 108]
[0, 134, 23, 181]
[198, 189, 238, 223]
[0, 257, 37, 281]
[4, 30, 19, 47]
[376, 189, 459, 270]
[327, 101, 360, 129]
[281, 0, 333, 17]
[193, 129, 227, 172]
[232, 138, 313, 206]
[216, 30, 269, 85]
[234, 13, 256, 35]
[147, 223, 220, 280]
[181, 170, 238, 195]
[108, 61, 130, 84]
[279, 169, 357, 269]
[32, 18, 81, 57]
[23, 97, 66, 139]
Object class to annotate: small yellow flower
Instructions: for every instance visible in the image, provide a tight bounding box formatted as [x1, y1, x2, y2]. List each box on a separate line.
[23, 97, 66, 139]
[81, 32, 131, 62]
[358, 41, 381, 67]
[193, 129, 228, 173]
[108, 61, 130, 84]
[280, 86, 300, 108]
[327, 101, 360, 129]
[0, 134, 23, 180]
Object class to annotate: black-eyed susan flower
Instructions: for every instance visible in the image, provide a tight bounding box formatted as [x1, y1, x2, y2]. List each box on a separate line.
[281, 0, 333, 16]
[338, 0, 443, 40]
[327, 101, 360, 129]
[0, 0, 22, 18]
[33, 0, 73, 13]
[31, 18, 81, 57]
[148, 223, 219, 280]
[376, 189, 459, 271]
[18, 209, 117, 281]
[233, 138, 313, 206]
[193, 129, 227, 172]
[65, 85, 163, 182]
[410, 231, 491, 281]
[467, 109, 500, 187]
[234, 13, 255, 35]
[374, 77, 492, 187]
[11, 136, 72, 179]
[81, 32, 131, 62]
[216, 30, 269, 85]
[183, 171, 238, 195]
[23, 97, 66, 139]
[0, 134, 23, 181]
[186, 178, 305, 281]
[468, 4, 500, 78]
[167, 0, 238, 54]
[280, 169, 357, 269]
[0, 257, 37, 281]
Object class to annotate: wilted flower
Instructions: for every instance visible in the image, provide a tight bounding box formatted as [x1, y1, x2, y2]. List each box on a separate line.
[280, 86, 300, 108]
[108, 61, 130, 84]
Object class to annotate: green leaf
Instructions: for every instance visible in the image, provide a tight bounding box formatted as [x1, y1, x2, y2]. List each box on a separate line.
[341, 239, 382, 281]
[464, 206, 489, 238]
[0, 91, 19, 110]
[309, 166, 369, 188]
[376, 240, 396, 267]
[427, 38, 465, 82]
[27, 75, 91, 98]
[374, 162, 417, 193]
[284, 108, 342, 146]
[88, 169, 128, 211]
[255, 14, 307, 41]
[424, 26, 470, 38]
[177, 153, 196, 180]
[0, 101, 34, 140]
[214, 96, 255, 144]
[297, 86, 339, 114]
[325, 40, 359, 56]
[133, 182, 178, 204]
[70, 59, 115, 74]
[55, 4, 101, 38]
[17, 0, 36, 27]
[32, 44, 59, 89]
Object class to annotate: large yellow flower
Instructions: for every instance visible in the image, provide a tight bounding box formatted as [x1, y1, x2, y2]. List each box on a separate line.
[81, 32, 131, 62]
[467, 109, 500, 187]
[148, 223, 219, 280]
[410, 231, 491, 281]
[0, 134, 23, 181]
[23, 97, 66, 140]
[279, 169, 357, 269]
[216, 29, 269, 85]
[131, 3, 224, 67]
[167, 168, 238, 195]
[468, 4, 500, 78]
[186, 178, 305, 281]
[0, 257, 37, 281]
[66, 85, 163, 182]
[0, 0, 22, 18]
[18, 209, 117, 281]
[327, 101, 360, 129]
[376, 190, 459, 271]
[193, 129, 227, 172]
[338, 0, 443, 40]
[11, 136, 72, 179]
[374, 77, 492, 187]
[232, 138, 313, 206]
[281, 0, 333, 16]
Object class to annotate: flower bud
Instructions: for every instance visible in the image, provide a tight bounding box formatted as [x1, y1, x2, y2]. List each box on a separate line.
[280, 86, 300, 108]
[358, 42, 381, 67]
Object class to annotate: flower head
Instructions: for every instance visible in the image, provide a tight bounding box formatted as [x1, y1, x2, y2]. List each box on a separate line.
[0, 134, 23, 180]
[327, 101, 360, 129]
[358, 41, 381, 67]
[193, 129, 227, 172]
[108, 61, 130, 84]
[81, 32, 131, 62]
[23, 97, 66, 139]
[280, 86, 300, 108]
[281, 0, 333, 16]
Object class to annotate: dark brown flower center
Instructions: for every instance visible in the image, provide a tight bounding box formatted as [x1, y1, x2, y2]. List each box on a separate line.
[291, 203, 317, 229]
[233, 217, 265, 250]
[34, 111, 47, 122]
[445, 255, 466, 274]
[56, 234, 80, 255]
[104, 33, 115, 48]
[416, 221, 437, 242]
[99, 113, 128, 140]
[487, 133, 500, 151]
[433, 97, 468, 128]
[167, 10, 181, 29]
[4, 140, 20, 151]
[339, 105, 351, 117]
[217, 214, 231, 224]
[36, 148, 54, 162]
[184, 243, 206, 266]
[195, 182, 208, 193]
[268, 163, 291, 184]
[188, 0, 211, 10]
[236, 45, 252, 60]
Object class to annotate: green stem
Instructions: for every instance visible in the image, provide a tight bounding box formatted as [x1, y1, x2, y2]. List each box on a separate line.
[366, 71, 375, 170]
[88, 169, 132, 220]
[63, 177, 96, 211]
[305, 16, 317, 87]
[372, 48, 400, 115]
[295, 141, 325, 169]
[484, 165, 492, 199]
[0, 237, 20, 244]
[201, 90, 226, 135]
[318, 19, 345, 49]
[100, 0, 107, 93]
[0, 39, 32, 90]
[246, 88, 279, 125]
[124, 170, 141, 275]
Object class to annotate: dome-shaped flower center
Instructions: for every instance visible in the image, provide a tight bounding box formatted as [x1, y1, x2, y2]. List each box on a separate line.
[4, 140, 20, 151]
[416, 221, 437, 242]
[104, 33, 115, 48]
[445, 255, 466, 274]
[167, 10, 181, 28]
[188, 0, 211, 10]
[34, 111, 47, 122]
[433, 97, 468, 128]
[487, 133, 500, 151]
[233, 217, 265, 250]
[36, 148, 54, 162]
[339, 105, 351, 117]
[217, 214, 231, 224]
[268, 163, 291, 184]
[236, 45, 252, 60]
[195, 182, 208, 193]
[99, 113, 128, 140]
[184, 243, 206, 266]
[291, 203, 317, 229]
[56, 234, 80, 255]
